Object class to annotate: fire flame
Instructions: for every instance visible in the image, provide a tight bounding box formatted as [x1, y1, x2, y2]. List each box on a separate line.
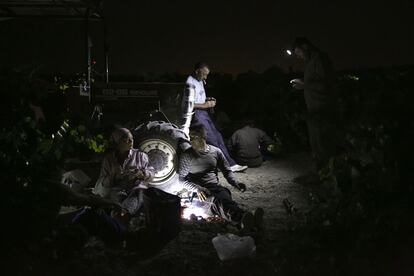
[181, 198, 213, 220]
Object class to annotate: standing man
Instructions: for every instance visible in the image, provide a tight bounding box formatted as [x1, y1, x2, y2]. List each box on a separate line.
[290, 37, 338, 174]
[186, 62, 247, 172]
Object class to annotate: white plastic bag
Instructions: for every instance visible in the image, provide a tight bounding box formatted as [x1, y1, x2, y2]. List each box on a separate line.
[212, 233, 256, 261]
[61, 169, 91, 192]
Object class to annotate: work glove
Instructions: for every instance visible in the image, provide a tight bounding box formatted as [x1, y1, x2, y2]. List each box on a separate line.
[234, 182, 247, 192]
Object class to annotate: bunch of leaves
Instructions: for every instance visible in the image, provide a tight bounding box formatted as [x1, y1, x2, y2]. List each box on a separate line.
[273, 122, 408, 275]
[66, 124, 108, 155]
[0, 116, 65, 185]
[0, 115, 68, 240]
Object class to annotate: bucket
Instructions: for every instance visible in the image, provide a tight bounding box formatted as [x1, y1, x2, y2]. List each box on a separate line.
[143, 187, 181, 242]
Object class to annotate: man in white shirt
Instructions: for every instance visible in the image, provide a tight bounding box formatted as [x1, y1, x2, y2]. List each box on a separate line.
[184, 62, 247, 173]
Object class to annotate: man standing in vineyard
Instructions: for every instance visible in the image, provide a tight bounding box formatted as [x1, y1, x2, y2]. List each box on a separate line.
[290, 37, 339, 179]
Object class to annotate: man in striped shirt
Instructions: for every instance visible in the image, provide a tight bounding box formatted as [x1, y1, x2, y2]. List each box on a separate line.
[178, 124, 263, 227]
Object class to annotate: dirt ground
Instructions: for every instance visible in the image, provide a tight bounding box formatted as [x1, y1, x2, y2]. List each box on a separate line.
[230, 152, 314, 233]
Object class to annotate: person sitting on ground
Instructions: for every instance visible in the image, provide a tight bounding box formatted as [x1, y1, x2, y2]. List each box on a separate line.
[228, 118, 277, 167]
[93, 127, 154, 215]
[178, 124, 263, 230]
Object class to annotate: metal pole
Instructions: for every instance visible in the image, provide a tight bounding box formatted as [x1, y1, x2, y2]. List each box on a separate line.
[84, 7, 92, 102]
[103, 17, 109, 83]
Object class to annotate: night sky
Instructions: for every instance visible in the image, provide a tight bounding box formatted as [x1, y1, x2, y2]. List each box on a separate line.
[1, 0, 413, 75]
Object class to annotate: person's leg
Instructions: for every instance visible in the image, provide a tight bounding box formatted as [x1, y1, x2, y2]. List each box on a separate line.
[307, 112, 329, 171]
[193, 110, 237, 166]
[208, 186, 244, 221]
[211, 187, 255, 231]
[208, 185, 260, 232]
[307, 112, 336, 170]
[71, 207, 127, 242]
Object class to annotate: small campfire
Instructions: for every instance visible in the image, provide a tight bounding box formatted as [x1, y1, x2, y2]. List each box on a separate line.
[180, 193, 229, 223]
[180, 194, 215, 221]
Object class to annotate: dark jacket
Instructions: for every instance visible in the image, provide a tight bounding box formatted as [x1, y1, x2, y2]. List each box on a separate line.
[304, 50, 336, 113]
[228, 126, 274, 167]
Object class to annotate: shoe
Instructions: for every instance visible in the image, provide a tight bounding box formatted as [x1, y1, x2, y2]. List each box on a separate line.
[240, 212, 254, 233]
[230, 164, 248, 172]
[253, 207, 264, 230]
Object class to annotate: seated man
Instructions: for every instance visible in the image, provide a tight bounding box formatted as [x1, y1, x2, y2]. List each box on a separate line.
[178, 124, 263, 229]
[228, 119, 277, 167]
[93, 127, 155, 215]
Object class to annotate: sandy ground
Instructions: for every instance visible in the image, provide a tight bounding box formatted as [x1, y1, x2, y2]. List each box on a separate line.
[230, 152, 314, 233]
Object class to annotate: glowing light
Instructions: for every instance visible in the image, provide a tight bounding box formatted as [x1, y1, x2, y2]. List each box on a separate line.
[286, 49, 292, 56]
[181, 198, 213, 220]
[182, 205, 209, 220]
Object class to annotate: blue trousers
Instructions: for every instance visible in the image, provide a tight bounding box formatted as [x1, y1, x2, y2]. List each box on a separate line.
[193, 110, 236, 166]
[71, 207, 127, 242]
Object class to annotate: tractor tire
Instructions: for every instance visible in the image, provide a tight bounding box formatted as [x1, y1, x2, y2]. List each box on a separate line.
[133, 121, 190, 193]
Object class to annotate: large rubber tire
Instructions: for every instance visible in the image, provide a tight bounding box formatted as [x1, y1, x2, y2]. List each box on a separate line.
[133, 121, 190, 193]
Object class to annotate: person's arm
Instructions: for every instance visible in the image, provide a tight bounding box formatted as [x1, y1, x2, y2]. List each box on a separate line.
[124, 151, 155, 183]
[178, 152, 204, 192]
[97, 156, 113, 188]
[258, 129, 274, 147]
[305, 54, 331, 92]
[227, 132, 238, 153]
[194, 100, 216, 110]
[139, 152, 155, 181]
[216, 149, 246, 192]
[61, 184, 120, 209]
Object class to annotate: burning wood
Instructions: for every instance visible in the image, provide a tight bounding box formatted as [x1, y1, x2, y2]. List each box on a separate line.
[180, 195, 215, 220]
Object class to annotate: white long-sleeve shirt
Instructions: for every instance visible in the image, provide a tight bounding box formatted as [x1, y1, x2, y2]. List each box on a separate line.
[186, 75, 206, 104]
[93, 149, 154, 199]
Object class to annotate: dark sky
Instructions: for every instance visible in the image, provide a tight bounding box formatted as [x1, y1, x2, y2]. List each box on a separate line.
[1, 0, 413, 75]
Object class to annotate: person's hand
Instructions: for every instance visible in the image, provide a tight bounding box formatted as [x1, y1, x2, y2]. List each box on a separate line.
[234, 182, 247, 192]
[267, 144, 281, 154]
[124, 167, 145, 180]
[197, 187, 211, 201]
[290, 78, 304, 90]
[205, 99, 216, 108]
[132, 168, 145, 180]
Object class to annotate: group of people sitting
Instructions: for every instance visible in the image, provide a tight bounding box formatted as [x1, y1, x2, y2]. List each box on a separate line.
[84, 124, 264, 238]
